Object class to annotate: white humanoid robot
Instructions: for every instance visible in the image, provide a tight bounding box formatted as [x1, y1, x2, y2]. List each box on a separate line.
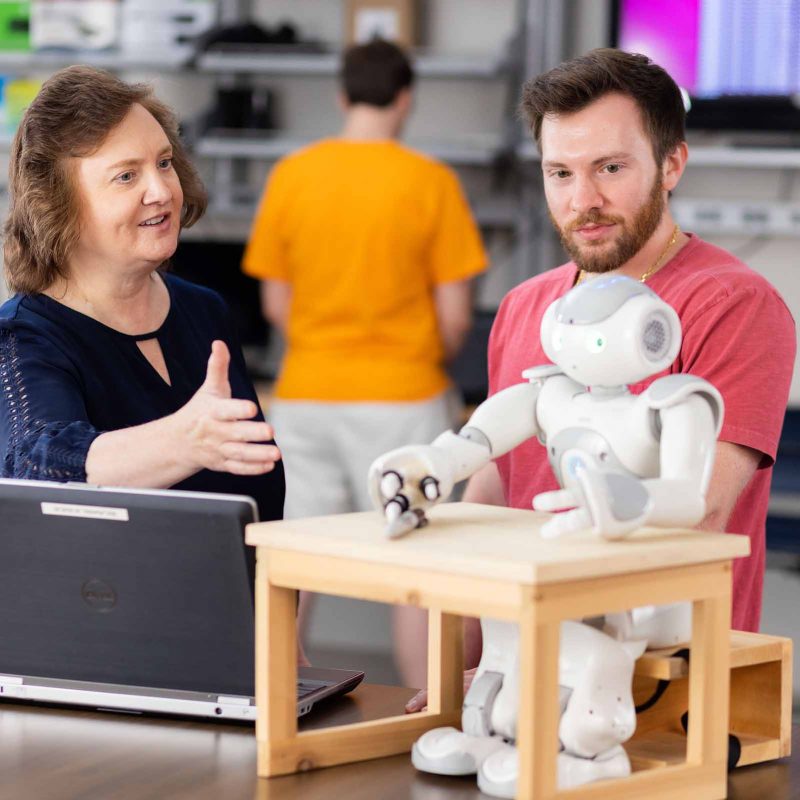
[367, 274, 724, 797]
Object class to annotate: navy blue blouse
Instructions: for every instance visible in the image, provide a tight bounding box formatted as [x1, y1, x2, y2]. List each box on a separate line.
[0, 273, 284, 523]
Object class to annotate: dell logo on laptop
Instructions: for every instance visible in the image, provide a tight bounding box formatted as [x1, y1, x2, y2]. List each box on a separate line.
[81, 579, 117, 612]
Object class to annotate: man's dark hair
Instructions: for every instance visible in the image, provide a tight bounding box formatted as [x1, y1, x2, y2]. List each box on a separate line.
[341, 39, 414, 108]
[520, 48, 686, 166]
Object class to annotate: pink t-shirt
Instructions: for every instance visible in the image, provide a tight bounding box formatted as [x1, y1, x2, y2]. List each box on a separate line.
[488, 234, 796, 631]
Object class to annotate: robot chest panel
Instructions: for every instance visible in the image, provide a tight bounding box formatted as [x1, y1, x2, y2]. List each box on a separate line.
[541, 393, 659, 483]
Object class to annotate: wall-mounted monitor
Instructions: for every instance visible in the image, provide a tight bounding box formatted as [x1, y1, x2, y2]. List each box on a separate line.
[611, 0, 800, 132]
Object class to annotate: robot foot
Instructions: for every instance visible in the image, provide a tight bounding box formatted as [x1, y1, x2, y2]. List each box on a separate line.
[477, 741, 517, 799]
[411, 727, 507, 776]
[476, 743, 632, 797]
[558, 745, 631, 789]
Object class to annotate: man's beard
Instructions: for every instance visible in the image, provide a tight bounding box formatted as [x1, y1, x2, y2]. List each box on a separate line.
[550, 176, 665, 274]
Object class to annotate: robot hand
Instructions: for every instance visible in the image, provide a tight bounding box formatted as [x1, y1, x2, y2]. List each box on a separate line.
[368, 445, 457, 538]
[533, 457, 651, 540]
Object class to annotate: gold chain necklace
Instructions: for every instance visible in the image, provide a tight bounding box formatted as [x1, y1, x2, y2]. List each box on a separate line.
[576, 224, 681, 286]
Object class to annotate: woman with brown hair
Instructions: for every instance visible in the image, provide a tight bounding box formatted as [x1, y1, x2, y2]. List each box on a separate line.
[0, 66, 284, 521]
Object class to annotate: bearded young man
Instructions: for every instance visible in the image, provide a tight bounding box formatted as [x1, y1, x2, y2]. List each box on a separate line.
[405, 48, 795, 711]
[489, 47, 796, 624]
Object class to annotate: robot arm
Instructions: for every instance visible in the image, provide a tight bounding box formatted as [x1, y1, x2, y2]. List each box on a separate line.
[640, 393, 717, 527]
[368, 381, 542, 537]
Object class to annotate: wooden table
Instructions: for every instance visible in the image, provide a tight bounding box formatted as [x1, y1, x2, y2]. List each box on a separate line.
[246, 502, 750, 798]
[0, 685, 796, 800]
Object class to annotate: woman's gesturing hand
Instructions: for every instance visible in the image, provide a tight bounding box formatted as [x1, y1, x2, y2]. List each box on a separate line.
[173, 340, 281, 476]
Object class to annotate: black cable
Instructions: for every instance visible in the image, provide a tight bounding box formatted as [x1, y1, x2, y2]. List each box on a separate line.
[681, 710, 742, 771]
[633, 646, 741, 771]
[634, 647, 690, 714]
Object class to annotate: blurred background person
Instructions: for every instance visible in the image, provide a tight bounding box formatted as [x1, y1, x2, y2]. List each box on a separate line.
[242, 39, 487, 687]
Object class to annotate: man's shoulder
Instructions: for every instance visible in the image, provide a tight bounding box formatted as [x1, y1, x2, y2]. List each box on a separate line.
[680, 235, 761, 277]
[390, 142, 451, 172]
[273, 140, 330, 170]
[489, 264, 575, 343]
[501, 263, 576, 310]
[663, 235, 787, 306]
[275, 139, 450, 180]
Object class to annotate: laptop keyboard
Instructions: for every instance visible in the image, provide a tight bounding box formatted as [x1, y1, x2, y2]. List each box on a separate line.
[296, 679, 327, 700]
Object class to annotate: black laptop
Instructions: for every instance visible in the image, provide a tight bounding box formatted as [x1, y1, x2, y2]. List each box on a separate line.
[0, 479, 363, 720]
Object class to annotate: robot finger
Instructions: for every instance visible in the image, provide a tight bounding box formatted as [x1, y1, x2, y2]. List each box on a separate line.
[532, 488, 579, 512]
[420, 475, 441, 501]
[380, 470, 404, 500]
[384, 493, 410, 523]
[539, 508, 593, 539]
[387, 508, 428, 539]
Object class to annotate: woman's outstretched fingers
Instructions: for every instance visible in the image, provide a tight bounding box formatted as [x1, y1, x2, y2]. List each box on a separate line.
[212, 398, 259, 421]
[220, 442, 281, 464]
[227, 420, 274, 441]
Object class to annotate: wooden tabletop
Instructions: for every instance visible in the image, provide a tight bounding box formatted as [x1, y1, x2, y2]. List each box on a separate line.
[0, 684, 795, 800]
[246, 502, 751, 585]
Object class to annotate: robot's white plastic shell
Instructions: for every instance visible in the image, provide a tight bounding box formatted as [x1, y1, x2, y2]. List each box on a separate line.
[452, 382, 541, 459]
[540, 278, 682, 388]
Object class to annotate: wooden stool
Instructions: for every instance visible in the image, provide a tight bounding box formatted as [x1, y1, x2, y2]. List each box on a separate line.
[631, 630, 793, 769]
[245, 502, 750, 799]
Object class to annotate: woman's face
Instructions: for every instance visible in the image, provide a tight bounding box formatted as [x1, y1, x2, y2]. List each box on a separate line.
[70, 102, 184, 275]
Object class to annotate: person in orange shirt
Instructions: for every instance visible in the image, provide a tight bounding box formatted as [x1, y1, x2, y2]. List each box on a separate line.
[243, 39, 487, 686]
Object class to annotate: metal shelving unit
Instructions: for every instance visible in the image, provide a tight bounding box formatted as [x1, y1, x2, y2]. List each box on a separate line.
[0, 47, 195, 73]
[191, 177, 520, 232]
[682, 145, 800, 170]
[194, 22, 527, 223]
[196, 131, 506, 166]
[196, 48, 510, 79]
[518, 139, 800, 169]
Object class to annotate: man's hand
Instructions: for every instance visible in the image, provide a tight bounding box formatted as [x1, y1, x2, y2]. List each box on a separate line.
[404, 668, 478, 714]
[368, 445, 457, 538]
[172, 340, 281, 476]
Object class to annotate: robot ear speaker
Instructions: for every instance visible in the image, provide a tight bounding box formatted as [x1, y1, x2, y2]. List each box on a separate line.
[641, 311, 672, 362]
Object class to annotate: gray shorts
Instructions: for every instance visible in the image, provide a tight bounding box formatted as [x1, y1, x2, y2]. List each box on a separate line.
[269, 391, 461, 518]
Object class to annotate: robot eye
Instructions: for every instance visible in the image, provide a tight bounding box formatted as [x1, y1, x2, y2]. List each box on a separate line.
[552, 330, 564, 351]
[586, 331, 606, 353]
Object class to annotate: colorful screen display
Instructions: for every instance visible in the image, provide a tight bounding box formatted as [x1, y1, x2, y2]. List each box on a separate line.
[617, 0, 800, 98]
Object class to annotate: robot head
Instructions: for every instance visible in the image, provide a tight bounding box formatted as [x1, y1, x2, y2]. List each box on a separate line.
[540, 275, 681, 388]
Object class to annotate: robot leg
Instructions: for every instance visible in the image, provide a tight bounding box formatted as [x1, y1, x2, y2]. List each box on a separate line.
[605, 602, 692, 649]
[411, 618, 517, 777]
[411, 667, 507, 776]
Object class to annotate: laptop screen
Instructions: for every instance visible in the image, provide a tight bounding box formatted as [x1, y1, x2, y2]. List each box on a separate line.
[0, 480, 258, 697]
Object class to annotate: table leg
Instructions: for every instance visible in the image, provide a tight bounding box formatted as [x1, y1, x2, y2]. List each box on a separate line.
[687, 567, 732, 786]
[426, 610, 464, 715]
[256, 549, 298, 777]
[517, 596, 561, 799]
